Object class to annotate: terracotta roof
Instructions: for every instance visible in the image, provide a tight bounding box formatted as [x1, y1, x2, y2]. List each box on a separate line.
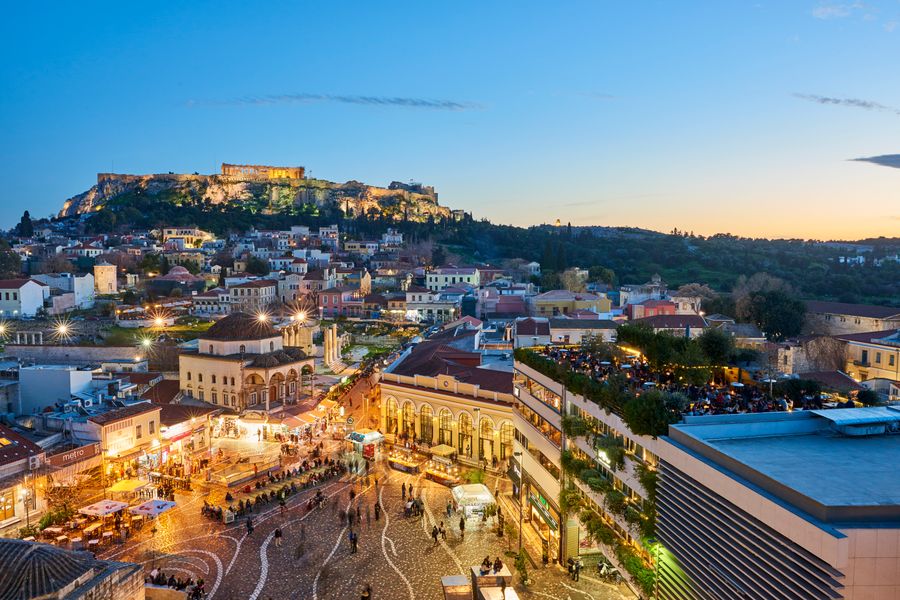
[123, 372, 163, 386]
[0, 279, 41, 289]
[515, 318, 550, 336]
[87, 402, 159, 425]
[232, 279, 276, 289]
[141, 380, 182, 404]
[636, 314, 708, 329]
[0, 425, 42, 466]
[835, 329, 900, 344]
[806, 300, 900, 320]
[201, 312, 279, 341]
[798, 371, 863, 392]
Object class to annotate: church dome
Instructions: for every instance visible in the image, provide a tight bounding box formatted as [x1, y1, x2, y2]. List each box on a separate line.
[201, 312, 279, 342]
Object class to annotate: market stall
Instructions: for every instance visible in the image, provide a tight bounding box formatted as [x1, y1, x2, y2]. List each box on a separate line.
[107, 478, 150, 500]
[424, 445, 461, 485]
[346, 429, 384, 461]
[451, 484, 496, 517]
[387, 446, 424, 473]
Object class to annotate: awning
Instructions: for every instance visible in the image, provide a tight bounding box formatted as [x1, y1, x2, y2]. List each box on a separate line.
[129, 499, 176, 517]
[429, 444, 457, 458]
[528, 496, 558, 530]
[283, 413, 317, 429]
[451, 483, 495, 507]
[317, 399, 339, 412]
[107, 479, 149, 494]
[346, 429, 384, 444]
[79, 500, 128, 516]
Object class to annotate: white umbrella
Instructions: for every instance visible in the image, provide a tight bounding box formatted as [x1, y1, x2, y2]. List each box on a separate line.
[79, 500, 128, 517]
[621, 364, 632, 369]
[600, 361, 611, 366]
[730, 382, 745, 388]
[129, 500, 177, 517]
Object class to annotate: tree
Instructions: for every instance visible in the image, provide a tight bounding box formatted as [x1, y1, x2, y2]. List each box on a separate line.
[588, 265, 616, 285]
[696, 328, 734, 365]
[431, 244, 446, 267]
[16, 211, 33, 238]
[676, 283, 717, 302]
[0, 240, 22, 279]
[246, 255, 270, 275]
[733, 273, 793, 321]
[622, 390, 685, 437]
[560, 268, 587, 292]
[803, 336, 848, 372]
[745, 290, 806, 340]
[34, 254, 74, 274]
[856, 389, 880, 406]
[85, 209, 117, 234]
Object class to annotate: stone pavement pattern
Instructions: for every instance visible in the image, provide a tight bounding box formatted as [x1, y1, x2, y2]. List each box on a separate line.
[100, 462, 629, 600]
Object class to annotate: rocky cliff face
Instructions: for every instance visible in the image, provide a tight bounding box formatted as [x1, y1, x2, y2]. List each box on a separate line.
[59, 173, 450, 222]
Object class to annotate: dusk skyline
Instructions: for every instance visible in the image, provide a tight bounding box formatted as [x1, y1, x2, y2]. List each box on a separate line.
[2, 1, 900, 238]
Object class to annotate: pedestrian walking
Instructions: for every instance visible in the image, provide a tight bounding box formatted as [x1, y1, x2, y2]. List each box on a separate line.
[361, 584, 371, 600]
[446, 500, 452, 518]
[366, 505, 371, 525]
[401, 482, 406, 500]
[459, 516, 465, 540]
[573, 557, 582, 582]
[246, 517, 254, 535]
[349, 529, 358, 553]
[374, 502, 381, 521]
[274, 528, 283, 547]
[431, 525, 439, 545]
[439, 521, 447, 540]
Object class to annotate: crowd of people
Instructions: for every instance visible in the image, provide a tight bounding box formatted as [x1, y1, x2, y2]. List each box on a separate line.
[541, 346, 830, 416]
[147, 568, 205, 599]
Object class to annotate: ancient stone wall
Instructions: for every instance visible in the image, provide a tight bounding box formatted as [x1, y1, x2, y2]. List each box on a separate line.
[221, 163, 305, 179]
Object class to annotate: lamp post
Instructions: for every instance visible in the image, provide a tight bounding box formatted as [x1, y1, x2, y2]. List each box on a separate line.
[513, 450, 525, 552]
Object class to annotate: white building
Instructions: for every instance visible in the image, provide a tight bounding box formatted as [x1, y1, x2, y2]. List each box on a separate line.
[0, 279, 46, 318]
[17, 365, 94, 415]
[426, 267, 480, 291]
[31, 273, 95, 308]
[93, 261, 118, 294]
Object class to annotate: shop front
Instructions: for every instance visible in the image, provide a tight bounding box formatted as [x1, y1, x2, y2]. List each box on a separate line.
[523, 481, 561, 564]
[346, 429, 384, 462]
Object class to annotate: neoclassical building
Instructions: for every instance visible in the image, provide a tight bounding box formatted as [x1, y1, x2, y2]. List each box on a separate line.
[179, 312, 314, 412]
[378, 327, 515, 465]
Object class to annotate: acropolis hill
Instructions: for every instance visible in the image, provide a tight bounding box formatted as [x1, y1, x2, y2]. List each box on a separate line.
[58, 163, 450, 222]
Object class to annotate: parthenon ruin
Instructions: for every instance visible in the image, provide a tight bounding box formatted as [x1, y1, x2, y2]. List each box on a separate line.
[221, 163, 305, 179]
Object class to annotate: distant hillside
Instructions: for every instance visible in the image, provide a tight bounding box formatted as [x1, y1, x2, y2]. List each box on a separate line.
[59, 168, 450, 223]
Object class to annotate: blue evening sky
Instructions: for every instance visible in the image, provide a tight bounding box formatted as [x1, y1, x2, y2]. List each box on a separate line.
[1, 1, 899, 238]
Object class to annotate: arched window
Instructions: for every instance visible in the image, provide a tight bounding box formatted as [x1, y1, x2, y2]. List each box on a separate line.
[499, 422, 514, 460]
[240, 345, 246, 354]
[479, 417, 495, 463]
[208, 344, 213, 354]
[385, 398, 399, 434]
[438, 409, 453, 446]
[401, 402, 416, 439]
[270, 341, 275, 352]
[458, 412, 473, 458]
[419, 404, 433, 444]
[186, 372, 191, 381]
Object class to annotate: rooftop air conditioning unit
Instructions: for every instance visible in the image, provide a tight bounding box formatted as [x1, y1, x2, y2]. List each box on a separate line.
[28, 456, 41, 470]
[81, 399, 93, 408]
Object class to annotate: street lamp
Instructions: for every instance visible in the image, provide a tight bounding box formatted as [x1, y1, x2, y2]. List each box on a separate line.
[513, 450, 525, 552]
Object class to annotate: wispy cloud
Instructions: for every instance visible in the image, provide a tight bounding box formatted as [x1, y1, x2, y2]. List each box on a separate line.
[851, 154, 900, 169]
[885, 20, 899, 32]
[193, 93, 481, 111]
[793, 93, 900, 116]
[811, 1, 864, 20]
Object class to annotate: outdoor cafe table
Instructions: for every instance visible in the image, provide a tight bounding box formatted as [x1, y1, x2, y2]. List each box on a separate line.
[43, 526, 64, 536]
[55, 535, 68, 545]
[425, 468, 460, 486]
[83, 523, 102, 536]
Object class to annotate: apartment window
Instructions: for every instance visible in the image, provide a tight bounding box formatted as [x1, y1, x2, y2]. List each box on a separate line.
[240, 345, 246, 353]
[209, 345, 214, 354]
[862, 350, 869, 364]
[199, 390, 205, 401]
[186, 372, 191, 381]
[876, 353, 882, 364]
[890, 355, 896, 367]
[136, 425, 142, 439]
[212, 392, 218, 404]
[230, 377, 235, 386]
[149, 420, 155, 434]
[198, 373, 203, 382]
